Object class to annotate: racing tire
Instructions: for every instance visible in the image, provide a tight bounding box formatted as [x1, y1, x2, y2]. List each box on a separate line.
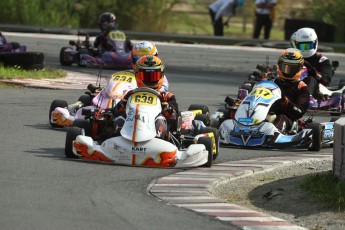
[330, 92, 343, 116]
[308, 122, 323, 151]
[65, 126, 84, 158]
[0, 52, 44, 70]
[194, 114, 211, 127]
[197, 136, 213, 168]
[72, 119, 91, 136]
[77, 49, 88, 67]
[59, 47, 73, 66]
[77, 94, 92, 106]
[199, 127, 220, 161]
[49, 99, 68, 128]
[188, 104, 210, 116]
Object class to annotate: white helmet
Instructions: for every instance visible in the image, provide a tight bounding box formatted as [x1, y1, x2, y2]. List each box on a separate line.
[290, 27, 318, 58]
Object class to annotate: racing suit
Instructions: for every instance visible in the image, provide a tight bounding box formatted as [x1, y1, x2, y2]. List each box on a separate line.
[113, 90, 179, 139]
[93, 31, 133, 53]
[269, 78, 310, 133]
[303, 53, 333, 97]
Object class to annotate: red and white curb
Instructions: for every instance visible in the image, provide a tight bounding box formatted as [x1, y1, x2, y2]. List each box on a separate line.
[149, 154, 332, 230]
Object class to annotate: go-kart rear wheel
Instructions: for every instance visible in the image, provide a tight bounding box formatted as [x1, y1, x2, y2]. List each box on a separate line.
[72, 119, 91, 136]
[65, 126, 84, 158]
[78, 94, 92, 106]
[199, 127, 219, 161]
[49, 99, 68, 128]
[197, 136, 213, 167]
[59, 47, 73, 66]
[308, 122, 323, 151]
[188, 104, 210, 116]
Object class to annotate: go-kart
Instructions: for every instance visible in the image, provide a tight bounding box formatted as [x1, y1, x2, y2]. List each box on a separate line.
[59, 30, 132, 69]
[49, 70, 137, 128]
[234, 60, 344, 116]
[215, 81, 334, 151]
[65, 88, 219, 168]
[0, 32, 44, 69]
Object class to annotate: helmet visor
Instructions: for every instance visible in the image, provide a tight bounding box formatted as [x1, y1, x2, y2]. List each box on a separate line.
[296, 42, 316, 51]
[137, 70, 163, 86]
[279, 62, 302, 79]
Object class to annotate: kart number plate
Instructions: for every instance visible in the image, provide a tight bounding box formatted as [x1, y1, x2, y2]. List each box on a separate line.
[109, 31, 126, 41]
[131, 93, 157, 106]
[111, 72, 135, 83]
[250, 87, 273, 99]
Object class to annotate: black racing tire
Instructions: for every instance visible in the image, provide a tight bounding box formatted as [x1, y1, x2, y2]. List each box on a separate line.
[0, 52, 44, 70]
[330, 92, 343, 116]
[188, 104, 210, 115]
[49, 99, 68, 127]
[194, 114, 210, 127]
[59, 47, 73, 66]
[308, 122, 323, 151]
[72, 119, 91, 136]
[77, 48, 88, 67]
[199, 127, 220, 161]
[78, 94, 92, 106]
[65, 126, 84, 158]
[197, 136, 213, 168]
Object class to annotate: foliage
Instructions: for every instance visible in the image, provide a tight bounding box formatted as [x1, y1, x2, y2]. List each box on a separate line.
[301, 171, 345, 210]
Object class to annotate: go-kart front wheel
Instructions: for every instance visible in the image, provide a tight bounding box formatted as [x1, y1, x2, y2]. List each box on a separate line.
[308, 122, 323, 151]
[65, 126, 84, 158]
[49, 99, 68, 128]
[59, 47, 73, 66]
[197, 136, 213, 167]
[72, 119, 91, 136]
[198, 127, 220, 161]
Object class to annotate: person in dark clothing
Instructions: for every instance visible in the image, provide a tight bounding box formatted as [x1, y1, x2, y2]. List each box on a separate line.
[94, 12, 132, 52]
[208, 0, 238, 36]
[269, 48, 310, 133]
[290, 27, 333, 98]
[113, 55, 178, 140]
[253, 0, 277, 39]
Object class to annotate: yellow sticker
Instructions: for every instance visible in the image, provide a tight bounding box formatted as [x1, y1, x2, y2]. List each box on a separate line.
[108, 31, 126, 41]
[250, 87, 273, 99]
[111, 72, 135, 83]
[191, 109, 202, 117]
[130, 92, 157, 106]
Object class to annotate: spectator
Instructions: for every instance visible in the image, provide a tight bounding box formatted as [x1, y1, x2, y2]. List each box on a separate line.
[253, 0, 277, 39]
[208, 0, 239, 36]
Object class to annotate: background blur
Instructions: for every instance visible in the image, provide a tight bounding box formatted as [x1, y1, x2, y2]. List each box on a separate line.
[0, 0, 344, 42]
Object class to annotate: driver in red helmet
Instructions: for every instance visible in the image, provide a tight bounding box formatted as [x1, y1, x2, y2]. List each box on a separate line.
[113, 55, 178, 140]
[94, 12, 132, 52]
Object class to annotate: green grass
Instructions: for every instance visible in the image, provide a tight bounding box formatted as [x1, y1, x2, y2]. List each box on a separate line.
[301, 171, 345, 211]
[0, 65, 66, 80]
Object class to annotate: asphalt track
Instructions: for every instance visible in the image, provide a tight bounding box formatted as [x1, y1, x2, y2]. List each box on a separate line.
[1, 32, 345, 230]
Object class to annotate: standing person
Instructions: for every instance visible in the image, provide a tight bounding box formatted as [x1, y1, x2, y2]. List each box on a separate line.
[290, 27, 333, 97]
[252, 0, 277, 39]
[208, 0, 238, 36]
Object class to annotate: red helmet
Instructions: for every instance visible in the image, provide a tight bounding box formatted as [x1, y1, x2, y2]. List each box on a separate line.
[98, 12, 116, 32]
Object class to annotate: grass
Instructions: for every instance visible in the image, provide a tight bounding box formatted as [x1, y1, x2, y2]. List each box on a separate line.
[0, 65, 66, 80]
[300, 171, 345, 211]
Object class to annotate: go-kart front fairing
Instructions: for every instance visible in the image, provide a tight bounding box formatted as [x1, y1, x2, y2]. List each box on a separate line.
[218, 81, 323, 150]
[66, 88, 214, 168]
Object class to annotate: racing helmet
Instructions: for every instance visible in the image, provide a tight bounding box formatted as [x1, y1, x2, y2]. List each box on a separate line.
[278, 48, 304, 82]
[134, 55, 164, 90]
[290, 27, 318, 58]
[98, 12, 116, 32]
[131, 41, 159, 66]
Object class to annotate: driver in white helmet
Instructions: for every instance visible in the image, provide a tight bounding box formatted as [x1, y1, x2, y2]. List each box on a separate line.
[290, 27, 333, 97]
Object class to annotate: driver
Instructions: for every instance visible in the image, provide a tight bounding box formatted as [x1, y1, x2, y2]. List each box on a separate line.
[269, 48, 310, 133]
[290, 27, 333, 97]
[131, 41, 169, 92]
[93, 12, 133, 52]
[113, 55, 178, 140]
